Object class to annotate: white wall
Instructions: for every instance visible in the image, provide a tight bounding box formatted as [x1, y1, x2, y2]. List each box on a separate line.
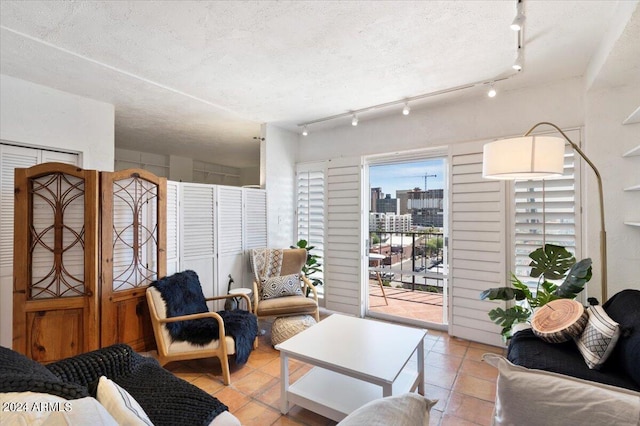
[240, 166, 260, 187]
[262, 123, 298, 248]
[169, 155, 193, 182]
[0, 75, 115, 170]
[585, 84, 640, 300]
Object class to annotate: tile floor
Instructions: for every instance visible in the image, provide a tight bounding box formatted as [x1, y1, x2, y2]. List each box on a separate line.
[164, 313, 506, 426]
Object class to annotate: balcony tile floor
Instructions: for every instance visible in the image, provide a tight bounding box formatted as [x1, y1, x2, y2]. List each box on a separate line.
[368, 282, 444, 323]
[163, 313, 505, 426]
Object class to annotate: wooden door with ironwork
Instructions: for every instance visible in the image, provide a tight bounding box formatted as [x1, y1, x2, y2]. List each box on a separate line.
[13, 163, 100, 362]
[100, 169, 166, 350]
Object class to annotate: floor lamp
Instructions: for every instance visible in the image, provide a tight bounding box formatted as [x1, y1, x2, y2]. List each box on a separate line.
[482, 121, 607, 302]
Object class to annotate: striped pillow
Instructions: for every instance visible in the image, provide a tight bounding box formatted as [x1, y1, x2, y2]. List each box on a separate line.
[96, 376, 153, 426]
[575, 305, 621, 370]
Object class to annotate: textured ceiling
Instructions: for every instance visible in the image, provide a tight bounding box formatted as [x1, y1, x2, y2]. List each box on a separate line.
[0, 1, 636, 168]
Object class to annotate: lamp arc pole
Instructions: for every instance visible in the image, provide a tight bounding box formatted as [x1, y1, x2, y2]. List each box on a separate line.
[523, 121, 607, 301]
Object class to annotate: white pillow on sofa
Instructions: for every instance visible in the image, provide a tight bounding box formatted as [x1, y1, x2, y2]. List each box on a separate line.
[337, 393, 436, 426]
[96, 376, 153, 426]
[0, 391, 118, 425]
[483, 353, 640, 426]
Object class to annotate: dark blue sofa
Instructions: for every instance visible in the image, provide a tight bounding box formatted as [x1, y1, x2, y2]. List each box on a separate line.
[507, 289, 640, 392]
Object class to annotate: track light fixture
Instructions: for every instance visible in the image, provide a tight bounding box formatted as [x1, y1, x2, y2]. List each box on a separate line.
[512, 49, 523, 71]
[302, 125, 308, 136]
[487, 82, 497, 98]
[510, 1, 525, 31]
[402, 102, 411, 115]
[351, 114, 358, 126]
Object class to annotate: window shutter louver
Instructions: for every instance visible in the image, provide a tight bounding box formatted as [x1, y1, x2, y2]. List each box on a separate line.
[513, 141, 580, 290]
[166, 181, 180, 274]
[323, 158, 362, 316]
[296, 168, 326, 264]
[243, 188, 267, 249]
[450, 143, 506, 347]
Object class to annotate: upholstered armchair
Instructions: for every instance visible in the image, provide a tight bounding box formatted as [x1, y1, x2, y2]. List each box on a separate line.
[250, 248, 320, 323]
[146, 270, 257, 385]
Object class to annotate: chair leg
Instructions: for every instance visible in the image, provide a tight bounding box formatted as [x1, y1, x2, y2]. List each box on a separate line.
[314, 309, 320, 323]
[220, 356, 231, 386]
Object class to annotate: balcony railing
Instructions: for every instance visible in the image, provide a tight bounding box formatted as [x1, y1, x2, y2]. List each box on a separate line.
[369, 230, 445, 293]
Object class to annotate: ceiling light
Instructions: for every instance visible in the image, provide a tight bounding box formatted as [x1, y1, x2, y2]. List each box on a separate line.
[510, 0, 526, 32]
[302, 125, 308, 136]
[402, 102, 411, 115]
[511, 13, 525, 31]
[352, 114, 358, 126]
[512, 50, 523, 71]
[487, 82, 497, 98]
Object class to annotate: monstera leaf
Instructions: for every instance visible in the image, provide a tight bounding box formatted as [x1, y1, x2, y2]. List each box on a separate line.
[480, 286, 527, 301]
[529, 244, 576, 280]
[554, 258, 592, 299]
[488, 306, 531, 338]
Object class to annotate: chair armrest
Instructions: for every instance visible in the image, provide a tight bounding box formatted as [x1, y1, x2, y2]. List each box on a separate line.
[252, 279, 260, 313]
[158, 312, 226, 342]
[302, 275, 319, 300]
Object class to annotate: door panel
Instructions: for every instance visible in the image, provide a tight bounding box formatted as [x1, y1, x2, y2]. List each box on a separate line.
[100, 169, 166, 351]
[13, 162, 99, 361]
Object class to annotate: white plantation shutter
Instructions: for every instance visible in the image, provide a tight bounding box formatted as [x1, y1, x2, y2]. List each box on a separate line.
[217, 186, 243, 255]
[180, 183, 216, 298]
[296, 165, 326, 272]
[216, 186, 244, 301]
[166, 181, 180, 275]
[449, 141, 506, 347]
[324, 157, 363, 316]
[513, 130, 581, 291]
[243, 188, 267, 249]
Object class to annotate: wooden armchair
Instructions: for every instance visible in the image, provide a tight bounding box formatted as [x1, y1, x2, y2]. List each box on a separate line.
[250, 248, 320, 323]
[146, 270, 255, 385]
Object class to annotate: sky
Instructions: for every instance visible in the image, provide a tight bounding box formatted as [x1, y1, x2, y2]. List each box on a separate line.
[369, 158, 445, 197]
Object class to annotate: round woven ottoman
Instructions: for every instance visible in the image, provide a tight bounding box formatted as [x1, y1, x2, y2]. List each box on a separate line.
[271, 315, 317, 346]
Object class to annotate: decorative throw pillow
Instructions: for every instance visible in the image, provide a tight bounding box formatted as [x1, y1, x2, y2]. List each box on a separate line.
[483, 353, 640, 426]
[575, 305, 621, 369]
[337, 393, 437, 426]
[260, 274, 303, 299]
[96, 376, 153, 426]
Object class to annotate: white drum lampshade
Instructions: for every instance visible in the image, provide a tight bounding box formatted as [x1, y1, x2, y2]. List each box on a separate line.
[482, 136, 565, 179]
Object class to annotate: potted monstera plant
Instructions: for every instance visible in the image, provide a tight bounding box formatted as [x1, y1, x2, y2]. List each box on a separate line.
[480, 244, 592, 340]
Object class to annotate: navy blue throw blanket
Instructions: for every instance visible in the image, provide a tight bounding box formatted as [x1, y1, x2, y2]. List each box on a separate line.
[151, 270, 258, 364]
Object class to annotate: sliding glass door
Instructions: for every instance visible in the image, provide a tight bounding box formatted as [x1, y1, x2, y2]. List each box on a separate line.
[365, 154, 448, 328]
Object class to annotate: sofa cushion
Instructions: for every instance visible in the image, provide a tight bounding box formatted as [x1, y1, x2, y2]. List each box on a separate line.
[507, 328, 640, 391]
[484, 353, 640, 426]
[336, 393, 436, 426]
[602, 289, 640, 387]
[0, 346, 88, 399]
[575, 305, 620, 369]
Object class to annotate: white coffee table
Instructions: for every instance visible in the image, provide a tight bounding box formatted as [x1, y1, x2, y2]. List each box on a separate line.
[275, 314, 426, 421]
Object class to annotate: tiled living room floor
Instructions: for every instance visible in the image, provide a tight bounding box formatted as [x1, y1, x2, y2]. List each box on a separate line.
[164, 313, 505, 426]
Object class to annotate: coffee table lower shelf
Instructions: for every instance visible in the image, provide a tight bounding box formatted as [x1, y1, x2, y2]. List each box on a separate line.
[286, 366, 420, 422]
